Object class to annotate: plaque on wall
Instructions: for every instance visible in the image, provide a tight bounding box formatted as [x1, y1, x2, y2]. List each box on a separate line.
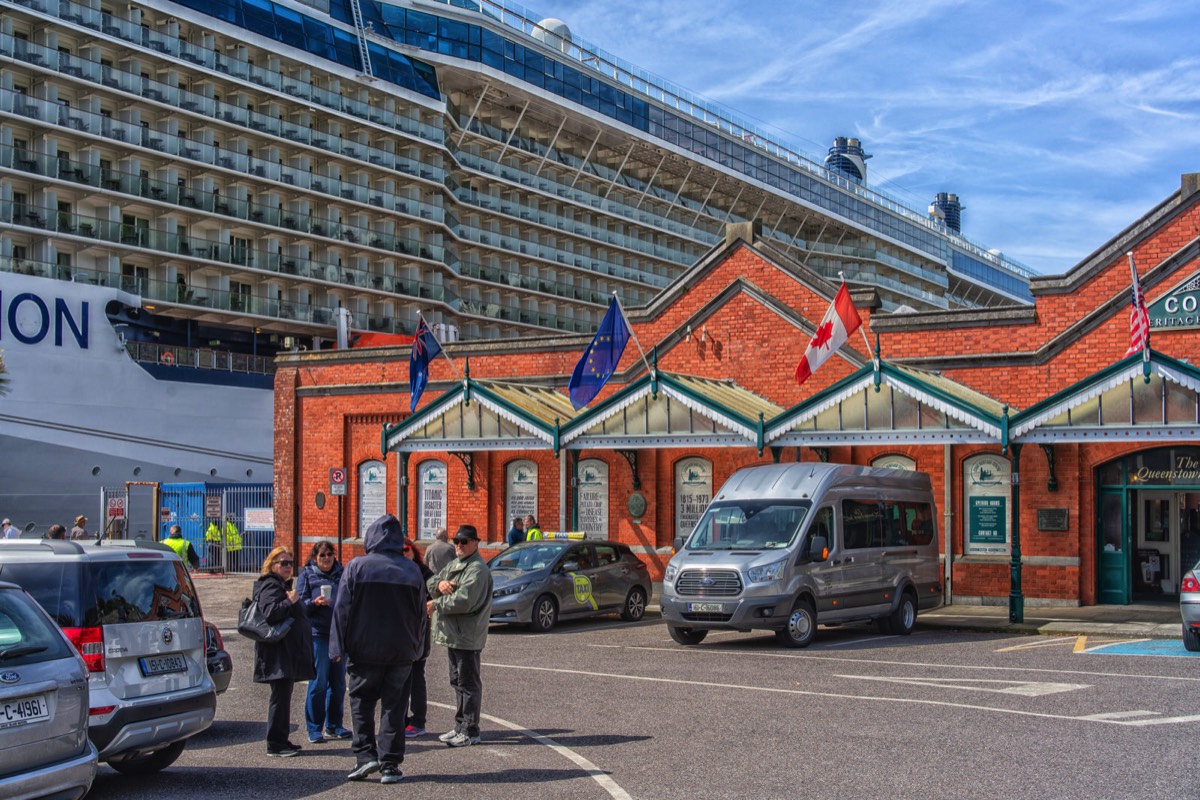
[675, 457, 712, 542]
[964, 454, 1011, 555]
[358, 459, 387, 537]
[577, 459, 609, 539]
[1037, 508, 1069, 531]
[415, 460, 447, 540]
[506, 459, 538, 527]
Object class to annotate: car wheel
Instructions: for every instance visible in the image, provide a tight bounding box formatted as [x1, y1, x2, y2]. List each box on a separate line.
[775, 598, 816, 648]
[668, 625, 708, 645]
[1183, 623, 1200, 652]
[530, 594, 558, 633]
[107, 739, 187, 775]
[881, 591, 917, 636]
[621, 587, 648, 621]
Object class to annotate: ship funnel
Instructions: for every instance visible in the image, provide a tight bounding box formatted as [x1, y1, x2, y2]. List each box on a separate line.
[335, 307, 352, 349]
[824, 136, 871, 184]
[931, 192, 962, 233]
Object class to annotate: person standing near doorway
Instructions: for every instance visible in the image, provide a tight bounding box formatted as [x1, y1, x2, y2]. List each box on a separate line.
[523, 515, 542, 541]
[506, 516, 524, 547]
[424, 527, 455, 574]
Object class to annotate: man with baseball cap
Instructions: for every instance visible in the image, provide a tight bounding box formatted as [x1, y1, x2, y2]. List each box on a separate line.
[1, 519, 18, 539]
[426, 524, 493, 747]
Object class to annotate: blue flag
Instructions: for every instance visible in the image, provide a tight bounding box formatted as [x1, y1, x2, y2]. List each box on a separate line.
[409, 318, 442, 412]
[569, 297, 631, 410]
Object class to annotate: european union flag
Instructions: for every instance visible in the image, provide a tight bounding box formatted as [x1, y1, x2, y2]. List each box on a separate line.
[409, 318, 442, 412]
[568, 297, 630, 410]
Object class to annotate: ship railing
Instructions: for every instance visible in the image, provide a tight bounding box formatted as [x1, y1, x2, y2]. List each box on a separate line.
[128, 341, 277, 377]
[12, 0, 444, 145]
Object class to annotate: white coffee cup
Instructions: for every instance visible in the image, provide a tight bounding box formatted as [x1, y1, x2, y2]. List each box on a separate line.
[320, 584, 332, 601]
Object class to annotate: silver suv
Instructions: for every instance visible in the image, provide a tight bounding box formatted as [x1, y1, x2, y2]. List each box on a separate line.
[0, 580, 97, 799]
[0, 539, 216, 774]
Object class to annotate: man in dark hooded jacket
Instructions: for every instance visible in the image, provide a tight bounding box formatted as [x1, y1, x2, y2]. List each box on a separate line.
[331, 514, 427, 784]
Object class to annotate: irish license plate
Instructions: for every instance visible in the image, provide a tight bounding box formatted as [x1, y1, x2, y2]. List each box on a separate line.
[0, 694, 49, 729]
[687, 602, 725, 613]
[139, 654, 187, 676]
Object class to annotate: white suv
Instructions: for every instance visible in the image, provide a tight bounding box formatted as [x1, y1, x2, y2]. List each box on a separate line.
[0, 538, 216, 773]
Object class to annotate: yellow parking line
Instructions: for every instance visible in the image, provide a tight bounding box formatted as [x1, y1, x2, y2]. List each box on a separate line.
[994, 637, 1079, 652]
[1074, 635, 1087, 653]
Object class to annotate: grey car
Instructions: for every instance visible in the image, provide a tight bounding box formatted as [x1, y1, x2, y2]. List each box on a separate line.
[0, 580, 97, 800]
[1181, 558, 1200, 651]
[489, 540, 651, 632]
[0, 539, 216, 774]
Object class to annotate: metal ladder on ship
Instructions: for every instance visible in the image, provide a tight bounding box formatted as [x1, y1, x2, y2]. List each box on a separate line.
[347, 0, 374, 78]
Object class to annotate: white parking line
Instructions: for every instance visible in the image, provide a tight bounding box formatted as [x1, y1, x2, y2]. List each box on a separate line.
[483, 662, 1200, 727]
[427, 701, 632, 800]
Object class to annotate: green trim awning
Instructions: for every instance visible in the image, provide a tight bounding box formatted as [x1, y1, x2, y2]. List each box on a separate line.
[383, 379, 578, 453]
[1010, 349, 1200, 442]
[766, 361, 1007, 447]
[560, 372, 784, 451]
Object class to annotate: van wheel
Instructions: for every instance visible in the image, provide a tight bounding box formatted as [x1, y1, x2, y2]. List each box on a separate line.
[530, 595, 558, 633]
[107, 739, 187, 774]
[621, 587, 647, 621]
[776, 599, 816, 648]
[1184, 624, 1200, 652]
[668, 625, 708, 645]
[881, 591, 917, 636]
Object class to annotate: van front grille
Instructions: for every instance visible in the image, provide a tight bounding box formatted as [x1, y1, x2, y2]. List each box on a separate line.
[675, 570, 742, 597]
[681, 612, 734, 623]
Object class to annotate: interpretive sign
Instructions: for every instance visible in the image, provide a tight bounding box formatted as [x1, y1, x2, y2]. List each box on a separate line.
[506, 460, 538, 528]
[416, 460, 446, 540]
[358, 460, 386, 537]
[964, 454, 1010, 555]
[577, 459, 609, 539]
[675, 457, 712, 542]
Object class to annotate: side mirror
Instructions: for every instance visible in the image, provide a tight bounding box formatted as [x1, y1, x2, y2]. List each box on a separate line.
[561, 560, 579, 572]
[809, 536, 829, 562]
[673, 536, 684, 552]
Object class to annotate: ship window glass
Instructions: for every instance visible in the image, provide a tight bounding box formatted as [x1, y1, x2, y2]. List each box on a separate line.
[331, 29, 360, 69]
[304, 15, 334, 57]
[241, 0, 275, 37]
[380, 5, 406, 26]
[438, 17, 469, 43]
[411, 62, 439, 99]
[273, 6, 305, 48]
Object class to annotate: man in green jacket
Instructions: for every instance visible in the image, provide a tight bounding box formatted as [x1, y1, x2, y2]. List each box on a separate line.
[426, 524, 493, 748]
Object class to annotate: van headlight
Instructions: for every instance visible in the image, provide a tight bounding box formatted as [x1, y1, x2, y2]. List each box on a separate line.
[493, 582, 528, 598]
[664, 563, 678, 583]
[747, 558, 786, 583]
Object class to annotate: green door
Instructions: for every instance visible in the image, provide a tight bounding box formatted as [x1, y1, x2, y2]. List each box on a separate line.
[1097, 490, 1131, 604]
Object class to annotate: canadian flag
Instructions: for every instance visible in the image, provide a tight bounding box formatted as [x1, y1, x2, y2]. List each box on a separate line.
[795, 284, 862, 386]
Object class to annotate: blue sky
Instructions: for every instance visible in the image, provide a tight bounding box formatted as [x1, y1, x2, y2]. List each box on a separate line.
[530, 0, 1200, 276]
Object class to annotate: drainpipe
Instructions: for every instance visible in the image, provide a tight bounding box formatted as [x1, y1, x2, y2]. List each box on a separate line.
[944, 444, 953, 605]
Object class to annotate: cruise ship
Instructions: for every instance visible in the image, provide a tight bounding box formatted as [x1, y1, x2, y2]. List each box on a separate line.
[0, 0, 1035, 529]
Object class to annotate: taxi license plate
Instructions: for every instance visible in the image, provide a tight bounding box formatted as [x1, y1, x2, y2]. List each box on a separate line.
[0, 694, 49, 729]
[139, 654, 187, 676]
[687, 602, 725, 613]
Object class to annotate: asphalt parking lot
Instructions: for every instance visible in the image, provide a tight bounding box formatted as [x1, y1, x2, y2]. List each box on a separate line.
[85, 576, 1200, 799]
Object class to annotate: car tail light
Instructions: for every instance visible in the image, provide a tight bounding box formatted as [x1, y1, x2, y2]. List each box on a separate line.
[63, 626, 105, 672]
[205, 623, 224, 653]
[89, 705, 116, 716]
[1182, 572, 1200, 593]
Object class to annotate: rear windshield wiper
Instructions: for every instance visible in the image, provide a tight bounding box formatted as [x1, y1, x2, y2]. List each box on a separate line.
[0, 645, 48, 660]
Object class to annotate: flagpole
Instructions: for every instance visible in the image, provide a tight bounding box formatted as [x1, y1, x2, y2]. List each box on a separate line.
[837, 272, 875, 365]
[612, 293, 654, 377]
[418, 310, 460, 380]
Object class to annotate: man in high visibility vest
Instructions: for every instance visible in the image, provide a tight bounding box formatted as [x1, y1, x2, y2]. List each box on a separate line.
[163, 524, 200, 570]
[204, 515, 242, 572]
[523, 515, 542, 541]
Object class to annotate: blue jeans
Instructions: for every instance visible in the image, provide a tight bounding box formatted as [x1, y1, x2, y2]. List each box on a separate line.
[306, 634, 346, 737]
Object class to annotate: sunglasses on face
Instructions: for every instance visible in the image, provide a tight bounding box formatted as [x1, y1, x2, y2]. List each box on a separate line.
[276, 560, 294, 567]
[403, 547, 413, 553]
[316, 552, 334, 558]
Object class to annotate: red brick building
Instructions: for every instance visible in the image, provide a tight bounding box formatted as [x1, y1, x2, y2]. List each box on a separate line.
[274, 173, 1200, 609]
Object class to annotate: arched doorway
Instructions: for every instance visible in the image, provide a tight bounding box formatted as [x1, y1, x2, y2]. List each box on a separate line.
[1097, 446, 1200, 604]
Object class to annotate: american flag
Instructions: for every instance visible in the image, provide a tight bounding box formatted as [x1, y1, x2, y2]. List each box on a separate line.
[1124, 252, 1150, 357]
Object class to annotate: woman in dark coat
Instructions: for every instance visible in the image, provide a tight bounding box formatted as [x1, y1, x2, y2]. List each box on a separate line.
[253, 546, 315, 757]
[402, 538, 434, 738]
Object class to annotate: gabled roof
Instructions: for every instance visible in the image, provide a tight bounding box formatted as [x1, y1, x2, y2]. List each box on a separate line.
[560, 372, 784, 451]
[766, 360, 1007, 446]
[382, 377, 579, 453]
[1009, 349, 1200, 442]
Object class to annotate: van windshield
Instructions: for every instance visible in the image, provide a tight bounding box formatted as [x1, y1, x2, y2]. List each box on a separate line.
[686, 501, 810, 550]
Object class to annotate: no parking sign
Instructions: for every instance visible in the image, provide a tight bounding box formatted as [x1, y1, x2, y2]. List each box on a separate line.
[330, 467, 347, 496]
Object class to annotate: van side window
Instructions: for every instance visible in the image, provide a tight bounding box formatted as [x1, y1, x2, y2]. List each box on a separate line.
[842, 500, 884, 549]
[883, 500, 909, 547]
[808, 506, 834, 556]
[903, 502, 936, 546]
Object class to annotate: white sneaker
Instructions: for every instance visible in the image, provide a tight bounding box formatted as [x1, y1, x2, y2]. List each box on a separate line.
[445, 732, 480, 748]
[438, 730, 458, 743]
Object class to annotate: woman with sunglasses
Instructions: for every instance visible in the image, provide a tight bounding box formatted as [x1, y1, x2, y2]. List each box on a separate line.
[253, 546, 315, 757]
[401, 538, 433, 738]
[296, 541, 353, 743]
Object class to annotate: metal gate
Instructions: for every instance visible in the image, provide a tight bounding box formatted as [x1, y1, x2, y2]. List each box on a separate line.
[101, 482, 274, 575]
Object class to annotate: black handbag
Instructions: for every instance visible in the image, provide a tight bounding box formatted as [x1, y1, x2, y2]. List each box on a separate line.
[237, 597, 294, 643]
